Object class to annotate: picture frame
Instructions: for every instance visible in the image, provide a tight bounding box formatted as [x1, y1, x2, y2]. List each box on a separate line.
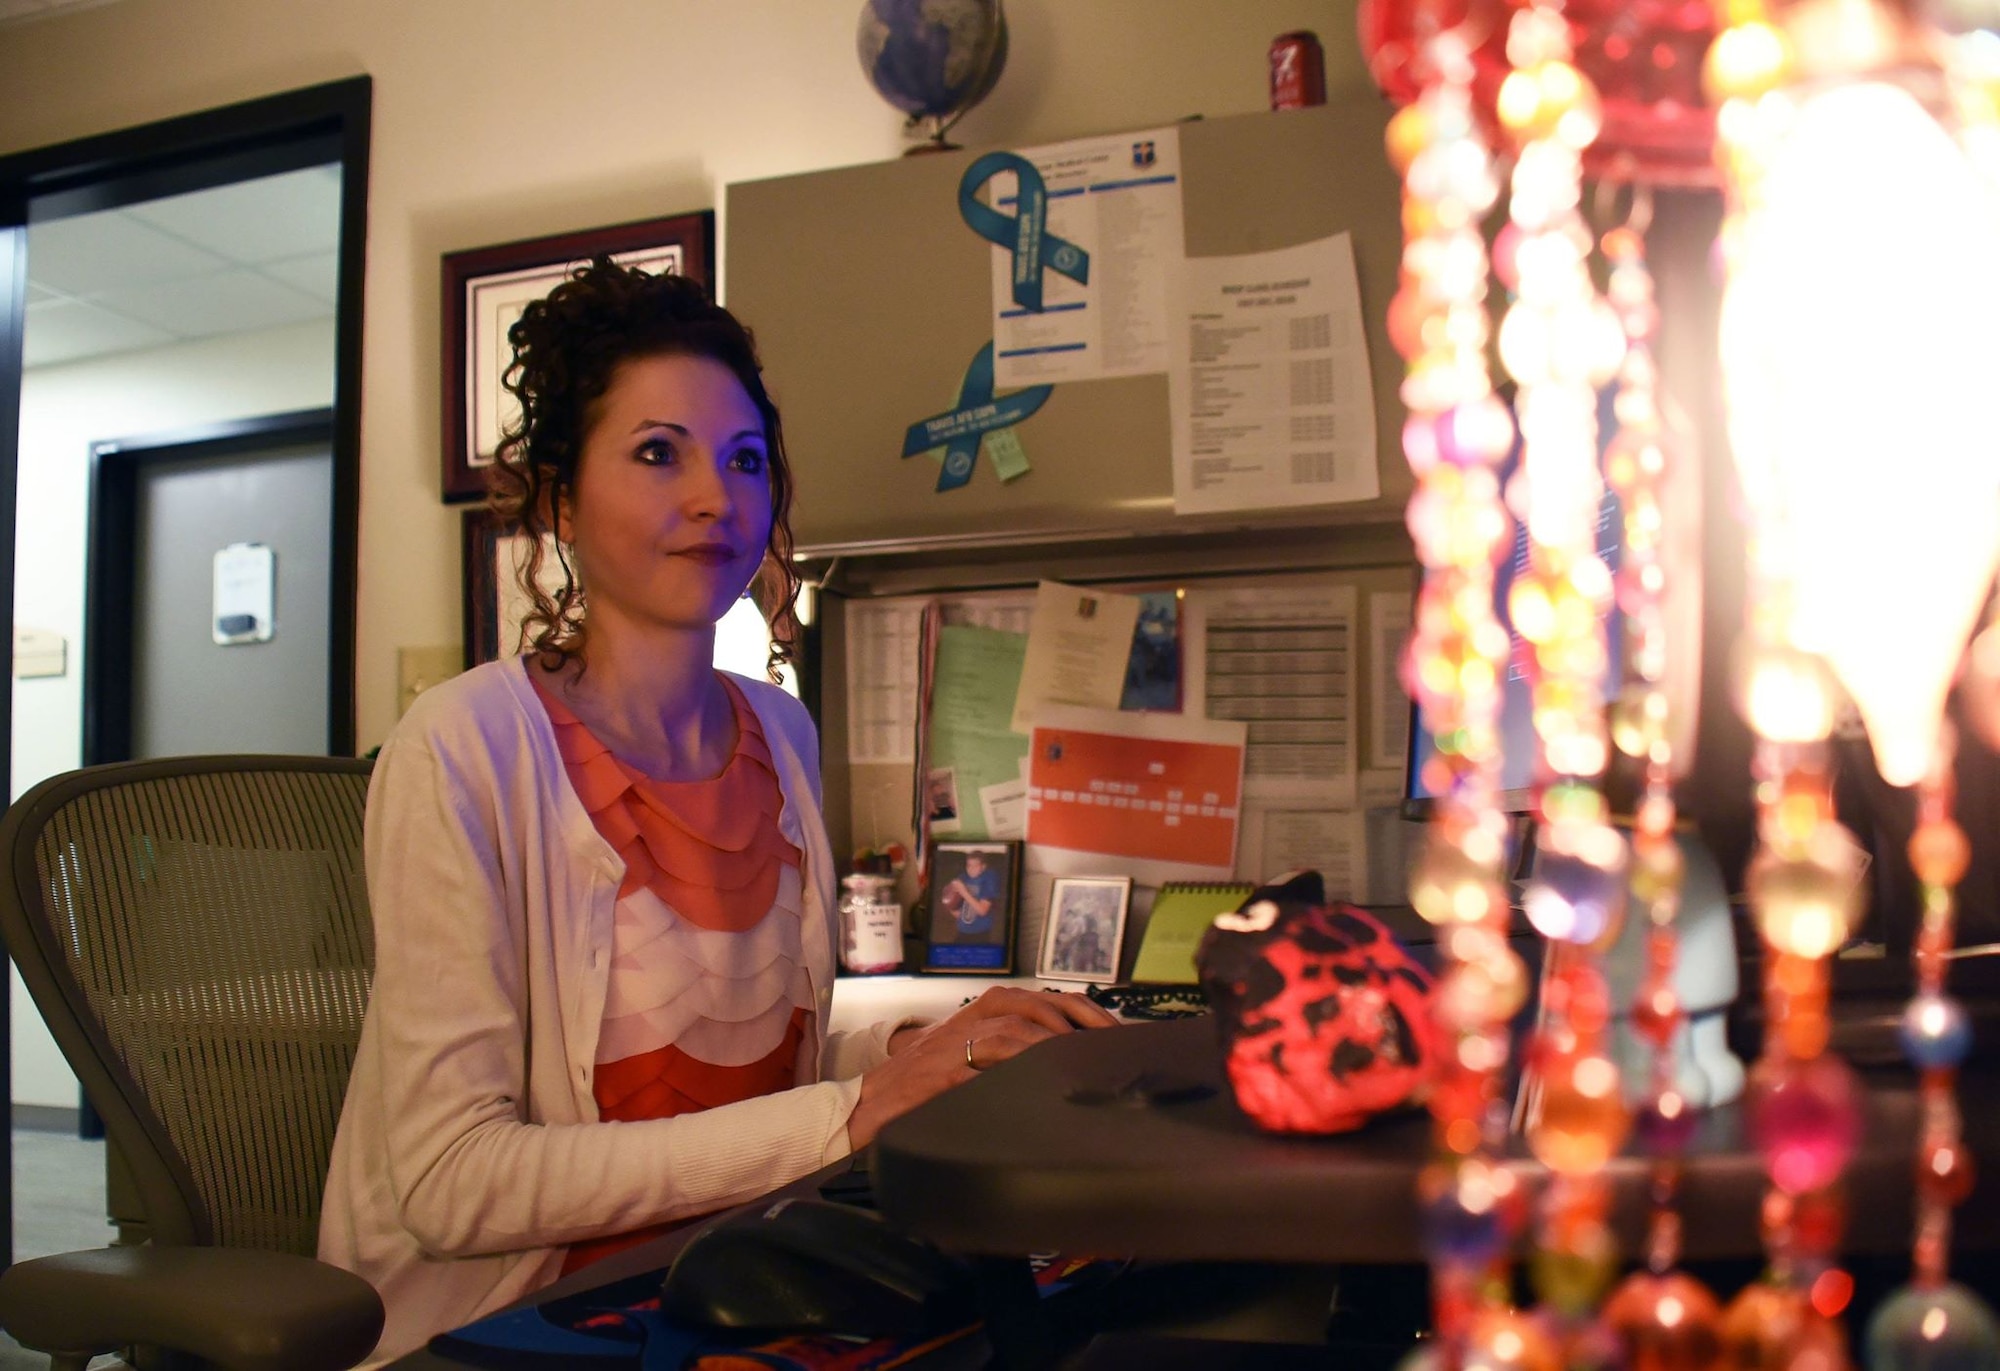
[1038, 875, 1133, 983]
[462, 509, 565, 668]
[922, 841, 1021, 974]
[440, 210, 715, 503]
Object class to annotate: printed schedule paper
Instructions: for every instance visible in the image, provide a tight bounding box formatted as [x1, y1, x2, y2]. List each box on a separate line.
[845, 600, 924, 764]
[1168, 232, 1379, 515]
[1191, 582, 1359, 807]
[1025, 705, 1247, 886]
[1369, 589, 1414, 772]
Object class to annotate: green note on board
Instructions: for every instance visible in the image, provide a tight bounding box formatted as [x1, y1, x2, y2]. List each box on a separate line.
[1130, 881, 1256, 985]
[979, 426, 1032, 482]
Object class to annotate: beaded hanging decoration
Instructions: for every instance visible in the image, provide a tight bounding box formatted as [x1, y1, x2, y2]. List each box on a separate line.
[1706, 4, 1869, 1355]
[1703, 2, 2000, 1362]
[1859, 731, 2000, 1363]
[1864, 25, 2000, 1364]
[1486, 5, 1636, 1362]
[1587, 182, 1737, 1365]
[1376, 0, 2000, 1362]
[1388, 19, 1526, 1356]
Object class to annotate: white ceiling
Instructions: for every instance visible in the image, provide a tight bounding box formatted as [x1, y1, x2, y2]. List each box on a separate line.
[25, 164, 343, 369]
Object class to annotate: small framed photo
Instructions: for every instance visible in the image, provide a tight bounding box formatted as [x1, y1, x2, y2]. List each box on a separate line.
[440, 210, 714, 503]
[1038, 876, 1133, 983]
[923, 841, 1020, 974]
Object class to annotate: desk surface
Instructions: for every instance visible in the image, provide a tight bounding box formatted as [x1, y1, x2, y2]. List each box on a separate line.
[874, 1017, 1996, 1265]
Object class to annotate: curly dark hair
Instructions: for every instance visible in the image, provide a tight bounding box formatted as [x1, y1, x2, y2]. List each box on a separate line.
[486, 257, 801, 681]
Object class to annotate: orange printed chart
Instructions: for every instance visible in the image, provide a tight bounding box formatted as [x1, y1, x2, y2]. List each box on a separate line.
[1025, 706, 1247, 879]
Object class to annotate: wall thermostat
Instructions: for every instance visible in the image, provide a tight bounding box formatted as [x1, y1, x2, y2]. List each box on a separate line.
[213, 542, 275, 645]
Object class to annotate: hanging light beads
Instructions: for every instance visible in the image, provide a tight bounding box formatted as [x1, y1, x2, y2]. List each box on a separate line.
[1705, 0, 2000, 1362]
[1867, 735, 2000, 1368]
[1588, 171, 1742, 1371]
[1391, 20, 1527, 1354]
[1372, 0, 2000, 1360]
[1490, 4, 1636, 1359]
[1860, 30, 2000, 1371]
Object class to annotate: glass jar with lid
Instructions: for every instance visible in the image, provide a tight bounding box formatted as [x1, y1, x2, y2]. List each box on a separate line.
[838, 865, 905, 974]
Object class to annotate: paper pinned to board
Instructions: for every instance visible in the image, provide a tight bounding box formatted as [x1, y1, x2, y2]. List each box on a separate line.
[1025, 704, 1247, 887]
[1251, 808, 1367, 900]
[1011, 581, 1143, 735]
[846, 600, 925, 764]
[1369, 589, 1414, 773]
[928, 624, 1032, 841]
[1168, 232, 1379, 515]
[1188, 581, 1358, 807]
[979, 778, 1028, 840]
[970, 127, 1185, 388]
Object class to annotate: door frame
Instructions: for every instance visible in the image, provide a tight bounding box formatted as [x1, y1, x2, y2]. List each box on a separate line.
[84, 408, 339, 766]
[0, 76, 371, 1269]
[0, 74, 371, 769]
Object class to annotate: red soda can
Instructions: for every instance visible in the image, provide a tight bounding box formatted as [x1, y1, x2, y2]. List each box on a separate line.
[1269, 30, 1327, 110]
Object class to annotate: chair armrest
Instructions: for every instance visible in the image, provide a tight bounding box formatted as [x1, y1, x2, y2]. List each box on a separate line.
[0, 1245, 384, 1371]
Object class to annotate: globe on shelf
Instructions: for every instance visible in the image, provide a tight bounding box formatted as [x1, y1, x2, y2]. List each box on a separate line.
[856, 0, 1009, 152]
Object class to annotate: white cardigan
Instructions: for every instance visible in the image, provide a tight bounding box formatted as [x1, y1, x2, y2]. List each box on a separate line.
[319, 657, 897, 1368]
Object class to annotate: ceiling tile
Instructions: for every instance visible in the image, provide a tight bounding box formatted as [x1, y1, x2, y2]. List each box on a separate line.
[261, 251, 340, 304]
[23, 297, 174, 368]
[28, 213, 228, 296]
[107, 268, 332, 337]
[126, 165, 342, 264]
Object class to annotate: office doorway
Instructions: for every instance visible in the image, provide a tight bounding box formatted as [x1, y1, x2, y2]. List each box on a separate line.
[0, 78, 371, 1271]
[85, 410, 337, 765]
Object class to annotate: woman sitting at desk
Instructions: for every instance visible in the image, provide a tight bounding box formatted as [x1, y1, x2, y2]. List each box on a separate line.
[319, 260, 1113, 1366]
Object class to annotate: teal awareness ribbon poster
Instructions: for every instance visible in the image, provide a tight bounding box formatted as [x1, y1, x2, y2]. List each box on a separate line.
[958, 151, 1089, 314]
[902, 342, 1053, 492]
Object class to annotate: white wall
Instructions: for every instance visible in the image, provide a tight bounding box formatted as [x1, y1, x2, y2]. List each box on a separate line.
[9, 317, 336, 1106]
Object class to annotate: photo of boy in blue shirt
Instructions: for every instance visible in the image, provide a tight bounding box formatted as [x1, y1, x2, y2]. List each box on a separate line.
[927, 845, 1015, 970]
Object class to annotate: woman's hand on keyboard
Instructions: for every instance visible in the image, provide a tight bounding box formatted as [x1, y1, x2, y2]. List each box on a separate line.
[846, 988, 1117, 1148]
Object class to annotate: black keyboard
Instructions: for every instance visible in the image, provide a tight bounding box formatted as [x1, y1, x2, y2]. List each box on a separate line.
[1085, 983, 1210, 1020]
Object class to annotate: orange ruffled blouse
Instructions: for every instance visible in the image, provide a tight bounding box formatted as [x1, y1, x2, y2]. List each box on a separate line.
[532, 674, 810, 1274]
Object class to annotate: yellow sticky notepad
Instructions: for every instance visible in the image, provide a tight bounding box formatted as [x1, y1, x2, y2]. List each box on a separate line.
[1130, 882, 1255, 985]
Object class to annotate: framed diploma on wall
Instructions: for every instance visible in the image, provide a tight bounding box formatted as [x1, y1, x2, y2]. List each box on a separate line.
[440, 210, 714, 503]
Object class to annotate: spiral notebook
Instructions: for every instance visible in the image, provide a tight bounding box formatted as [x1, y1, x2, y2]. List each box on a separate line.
[1128, 881, 1255, 985]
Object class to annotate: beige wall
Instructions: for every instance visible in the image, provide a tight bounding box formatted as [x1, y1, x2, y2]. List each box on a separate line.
[0, 0, 1363, 750]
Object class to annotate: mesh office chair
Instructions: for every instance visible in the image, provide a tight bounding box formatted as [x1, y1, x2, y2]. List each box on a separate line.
[0, 756, 385, 1371]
